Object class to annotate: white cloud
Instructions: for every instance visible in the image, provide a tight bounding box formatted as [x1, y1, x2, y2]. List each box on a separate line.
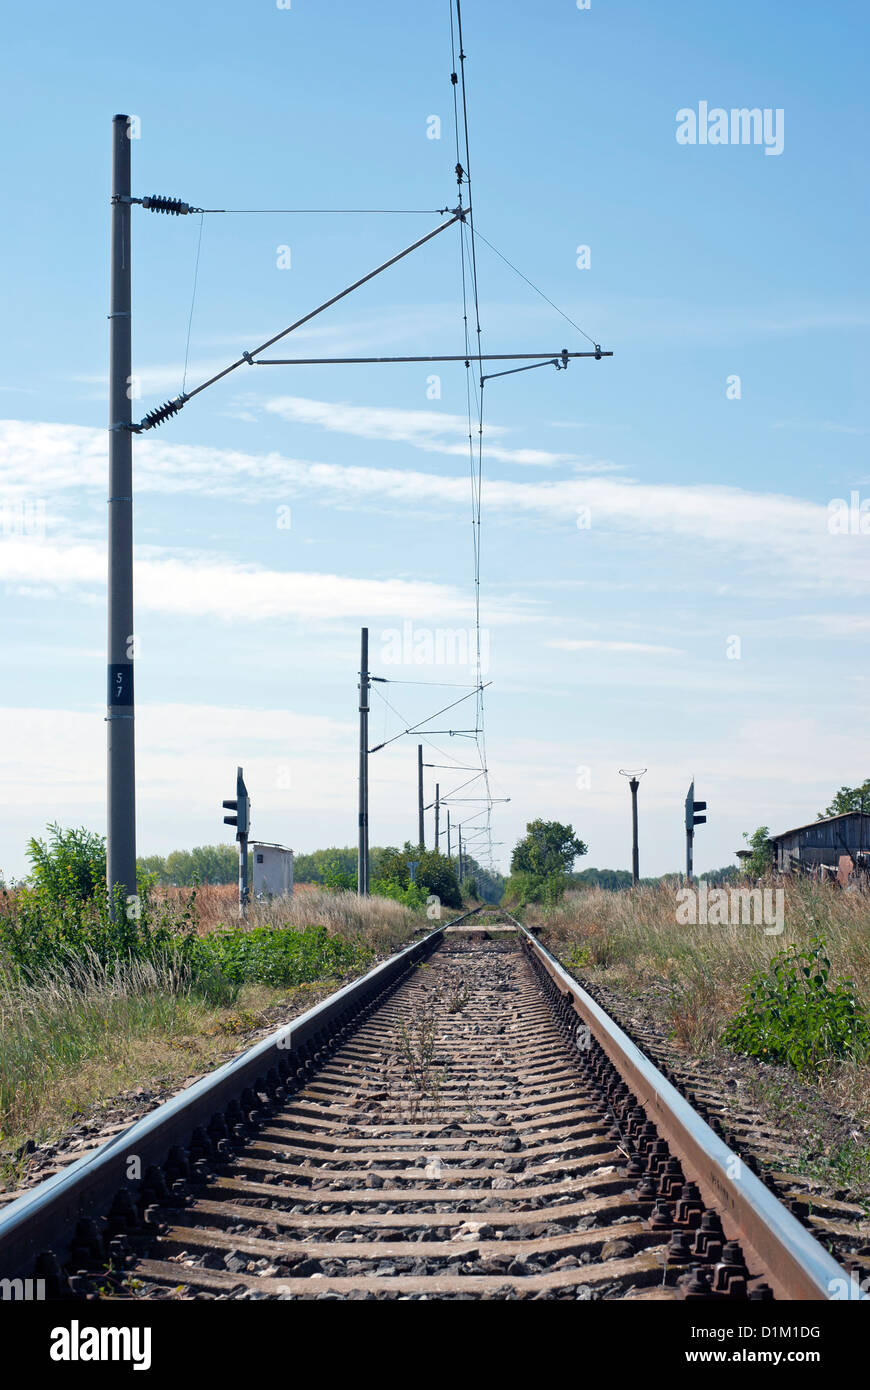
[263, 394, 591, 468]
[790, 613, 870, 638]
[2, 417, 869, 599]
[0, 534, 528, 625]
[0, 698, 864, 881]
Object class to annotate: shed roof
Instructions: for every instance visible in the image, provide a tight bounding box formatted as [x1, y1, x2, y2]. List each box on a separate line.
[770, 811, 870, 842]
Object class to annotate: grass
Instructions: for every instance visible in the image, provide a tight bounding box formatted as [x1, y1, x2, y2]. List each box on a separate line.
[0, 884, 422, 1187]
[526, 878, 870, 1196]
[0, 973, 344, 1190]
[528, 879, 870, 1051]
[0, 952, 199, 1172]
[156, 882, 421, 955]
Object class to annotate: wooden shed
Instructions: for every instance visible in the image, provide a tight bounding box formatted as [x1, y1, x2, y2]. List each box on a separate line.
[769, 812, 870, 873]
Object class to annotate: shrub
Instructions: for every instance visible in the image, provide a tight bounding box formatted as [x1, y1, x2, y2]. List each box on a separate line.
[368, 843, 455, 910]
[370, 878, 428, 912]
[721, 936, 870, 1074]
[27, 824, 106, 903]
[503, 870, 567, 908]
[321, 854, 357, 892]
[0, 882, 198, 984]
[189, 924, 371, 988]
[416, 850, 462, 909]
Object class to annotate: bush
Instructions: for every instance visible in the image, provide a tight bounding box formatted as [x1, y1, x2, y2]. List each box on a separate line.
[370, 878, 428, 911]
[721, 936, 870, 1074]
[1, 824, 202, 984]
[189, 924, 371, 988]
[416, 850, 461, 909]
[27, 824, 106, 903]
[503, 870, 567, 908]
[0, 880, 198, 984]
[321, 854, 357, 892]
[369, 843, 458, 910]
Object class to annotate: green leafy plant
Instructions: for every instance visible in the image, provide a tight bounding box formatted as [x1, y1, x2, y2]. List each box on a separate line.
[27, 824, 107, 903]
[721, 936, 870, 1074]
[818, 778, 870, 819]
[320, 854, 357, 892]
[372, 844, 461, 910]
[397, 1004, 446, 1102]
[740, 825, 774, 877]
[510, 819, 587, 879]
[188, 923, 371, 988]
[503, 868, 570, 908]
[504, 821, 587, 906]
[446, 982, 470, 1013]
[369, 876, 428, 911]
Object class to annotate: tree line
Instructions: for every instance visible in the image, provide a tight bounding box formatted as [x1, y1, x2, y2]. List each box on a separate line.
[135, 841, 505, 908]
[21, 777, 865, 908]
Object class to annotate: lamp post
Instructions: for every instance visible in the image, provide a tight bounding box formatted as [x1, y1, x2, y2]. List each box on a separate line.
[619, 768, 647, 886]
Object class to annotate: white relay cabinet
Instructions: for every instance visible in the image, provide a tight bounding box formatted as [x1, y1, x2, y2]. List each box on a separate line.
[250, 842, 294, 899]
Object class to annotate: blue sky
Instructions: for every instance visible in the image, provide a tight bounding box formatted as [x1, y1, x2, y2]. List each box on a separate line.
[1, 0, 868, 880]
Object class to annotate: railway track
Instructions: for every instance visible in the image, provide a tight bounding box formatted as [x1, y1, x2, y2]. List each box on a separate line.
[0, 908, 858, 1301]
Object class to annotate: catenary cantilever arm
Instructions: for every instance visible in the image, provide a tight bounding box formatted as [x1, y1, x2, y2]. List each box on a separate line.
[130, 207, 467, 430]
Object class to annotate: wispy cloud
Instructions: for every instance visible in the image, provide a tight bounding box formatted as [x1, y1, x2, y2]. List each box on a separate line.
[67, 307, 473, 399]
[3, 418, 869, 597]
[0, 534, 529, 625]
[789, 613, 870, 637]
[263, 394, 598, 468]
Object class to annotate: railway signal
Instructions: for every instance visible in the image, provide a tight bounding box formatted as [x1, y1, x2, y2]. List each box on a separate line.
[223, 766, 250, 916]
[685, 779, 707, 883]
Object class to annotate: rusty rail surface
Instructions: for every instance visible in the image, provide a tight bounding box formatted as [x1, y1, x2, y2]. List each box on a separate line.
[0, 907, 859, 1301]
[506, 914, 855, 1301]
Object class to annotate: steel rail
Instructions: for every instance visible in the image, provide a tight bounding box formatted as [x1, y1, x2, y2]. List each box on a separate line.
[0, 919, 457, 1282]
[504, 911, 859, 1302]
[0, 902, 859, 1302]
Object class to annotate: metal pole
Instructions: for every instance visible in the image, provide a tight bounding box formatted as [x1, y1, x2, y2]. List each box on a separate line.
[629, 777, 640, 886]
[239, 837, 249, 920]
[447, 810, 452, 859]
[358, 627, 369, 896]
[458, 826, 463, 884]
[238, 839, 248, 917]
[686, 828, 694, 885]
[434, 783, 440, 852]
[417, 743, 425, 848]
[107, 114, 137, 915]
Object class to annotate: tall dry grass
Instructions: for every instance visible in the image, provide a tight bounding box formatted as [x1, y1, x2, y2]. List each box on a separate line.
[527, 878, 870, 1055]
[156, 883, 420, 956]
[528, 879, 870, 1193]
[0, 949, 205, 1154]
